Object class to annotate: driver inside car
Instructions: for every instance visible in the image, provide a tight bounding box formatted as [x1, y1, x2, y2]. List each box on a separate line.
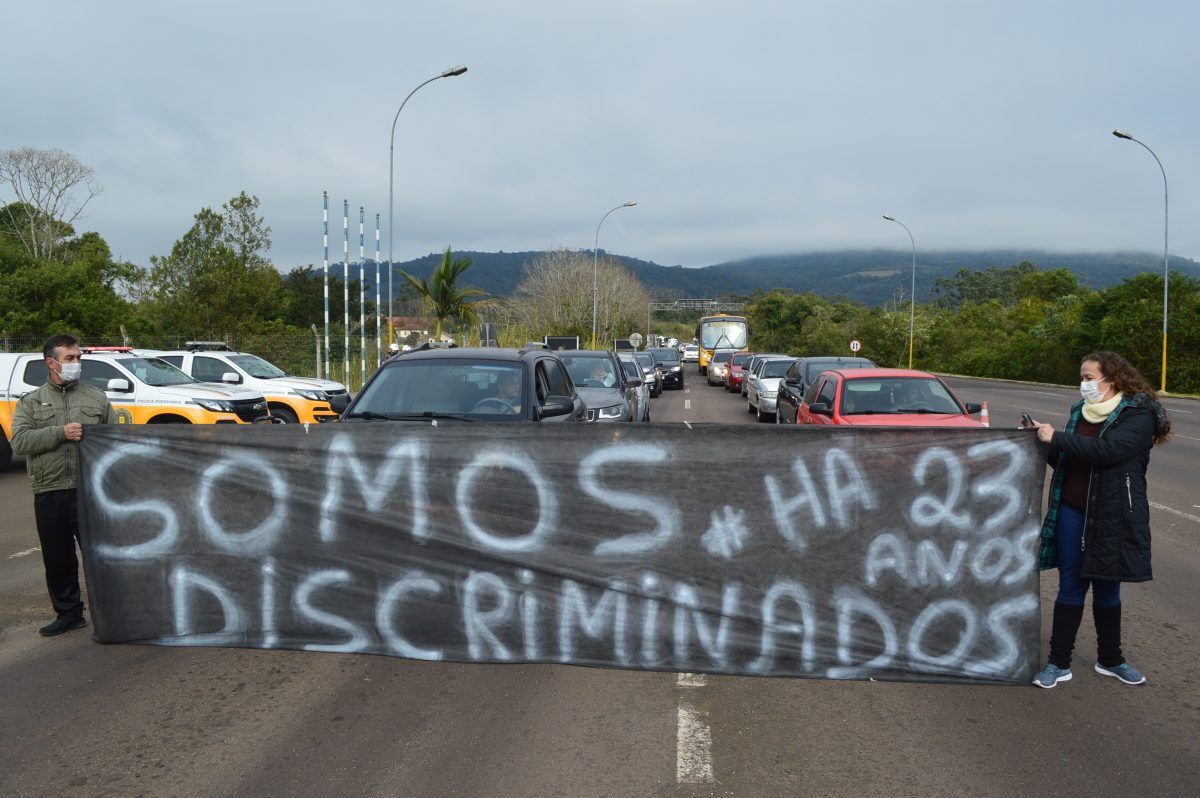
[470, 371, 522, 414]
[590, 364, 616, 388]
[895, 381, 933, 410]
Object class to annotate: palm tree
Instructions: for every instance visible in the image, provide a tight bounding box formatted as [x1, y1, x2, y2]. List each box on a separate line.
[400, 247, 491, 341]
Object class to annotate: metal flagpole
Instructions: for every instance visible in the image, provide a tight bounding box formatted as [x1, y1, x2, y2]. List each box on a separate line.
[359, 206, 366, 389]
[343, 199, 350, 384]
[375, 214, 382, 367]
[322, 192, 329, 380]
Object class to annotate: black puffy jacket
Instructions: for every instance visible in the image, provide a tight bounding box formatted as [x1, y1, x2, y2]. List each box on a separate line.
[1038, 393, 1162, 582]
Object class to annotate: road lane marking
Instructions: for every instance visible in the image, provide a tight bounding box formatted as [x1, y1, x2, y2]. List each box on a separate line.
[677, 672, 707, 688]
[1165, 407, 1192, 414]
[683, 421, 693, 430]
[8, 547, 40, 559]
[1031, 390, 1072, 398]
[1170, 433, 1200, 442]
[676, 703, 714, 784]
[1151, 502, 1200, 525]
[685, 399, 691, 410]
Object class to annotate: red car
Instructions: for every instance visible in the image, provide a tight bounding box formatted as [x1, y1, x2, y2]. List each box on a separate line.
[792, 368, 985, 427]
[725, 351, 755, 392]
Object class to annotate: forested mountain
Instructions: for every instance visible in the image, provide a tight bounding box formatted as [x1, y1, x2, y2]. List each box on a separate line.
[390, 249, 1200, 307]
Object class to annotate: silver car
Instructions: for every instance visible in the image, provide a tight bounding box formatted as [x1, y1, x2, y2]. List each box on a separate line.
[618, 353, 651, 422]
[634, 351, 662, 397]
[706, 348, 738, 386]
[747, 357, 796, 422]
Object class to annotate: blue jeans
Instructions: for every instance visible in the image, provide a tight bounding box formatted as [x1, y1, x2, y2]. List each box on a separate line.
[1056, 503, 1121, 607]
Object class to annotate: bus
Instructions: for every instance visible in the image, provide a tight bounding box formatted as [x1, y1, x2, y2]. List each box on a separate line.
[694, 314, 749, 374]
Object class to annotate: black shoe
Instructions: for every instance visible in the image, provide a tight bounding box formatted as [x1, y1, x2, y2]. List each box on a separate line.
[39, 616, 87, 637]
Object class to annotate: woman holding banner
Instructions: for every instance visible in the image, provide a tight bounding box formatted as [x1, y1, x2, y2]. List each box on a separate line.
[1028, 351, 1170, 689]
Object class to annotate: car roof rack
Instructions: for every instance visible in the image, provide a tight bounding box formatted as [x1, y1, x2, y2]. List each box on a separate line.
[185, 341, 233, 352]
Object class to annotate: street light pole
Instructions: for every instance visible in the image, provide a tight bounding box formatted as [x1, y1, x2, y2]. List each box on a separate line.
[592, 201, 637, 349]
[883, 214, 917, 369]
[1113, 129, 1170, 392]
[388, 65, 468, 335]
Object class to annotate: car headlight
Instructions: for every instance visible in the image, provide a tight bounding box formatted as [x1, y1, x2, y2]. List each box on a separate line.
[597, 405, 624, 419]
[669, 366, 681, 372]
[194, 399, 235, 413]
[294, 389, 328, 401]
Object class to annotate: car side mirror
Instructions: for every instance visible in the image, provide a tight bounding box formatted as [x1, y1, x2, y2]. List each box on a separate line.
[810, 402, 832, 416]
[627, 376, 643, 387]
[221, 371, 242, 384]
[964, 402, 982, 414]
[329, 393, 352, 415]
[540, 395, 574, 418]
[106, 377, 132, 393]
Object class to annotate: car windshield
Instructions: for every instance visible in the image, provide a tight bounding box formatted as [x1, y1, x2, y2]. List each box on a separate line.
[700, 320, 748, 349]
[650, 348, 679, 363]
[635, 353, 655, 367]
[731, 353, 753, 366]
[561, 355, 619, 388]
[760, 360, 793, 378]
[806, 361, 872, 383]
[839, 377, 962, 415]
[712, 350, 734, 364]
[229, 354, 286, 379]
[115, 357, 197, 386]
[352, 360, 526, 418]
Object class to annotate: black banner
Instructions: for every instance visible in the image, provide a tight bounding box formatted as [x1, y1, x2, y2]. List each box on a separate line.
[78, 423, 1046, 684]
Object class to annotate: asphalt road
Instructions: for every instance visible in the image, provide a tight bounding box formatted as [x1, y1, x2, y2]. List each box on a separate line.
[1, 372, 1197, 797]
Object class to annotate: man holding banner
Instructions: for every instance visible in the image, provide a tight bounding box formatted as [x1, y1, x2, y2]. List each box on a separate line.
[10, 333, 116, 637]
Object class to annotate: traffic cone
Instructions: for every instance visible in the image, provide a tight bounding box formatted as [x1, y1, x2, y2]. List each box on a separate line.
[980, 401, 990, 427]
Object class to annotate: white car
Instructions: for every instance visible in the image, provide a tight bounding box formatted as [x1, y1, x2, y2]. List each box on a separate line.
[152, 345, 348, 424]
[682, 345, 700, 363]
[747, 357, 797, 423]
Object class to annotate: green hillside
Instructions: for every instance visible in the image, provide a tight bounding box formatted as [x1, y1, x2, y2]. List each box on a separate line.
[388, 249, 1200, 308]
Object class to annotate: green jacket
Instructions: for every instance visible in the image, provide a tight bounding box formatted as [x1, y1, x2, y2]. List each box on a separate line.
[10, 379, 117, 494]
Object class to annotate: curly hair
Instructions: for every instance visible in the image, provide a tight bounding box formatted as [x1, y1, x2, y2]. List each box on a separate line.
[1082, 351, 1171, 445]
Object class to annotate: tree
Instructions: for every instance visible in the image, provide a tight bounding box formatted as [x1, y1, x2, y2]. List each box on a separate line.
[146, 192, 284, 339]
[503, 249, 650, 346]
[0, 148, 102, 260]
[400, 247, 491, 340]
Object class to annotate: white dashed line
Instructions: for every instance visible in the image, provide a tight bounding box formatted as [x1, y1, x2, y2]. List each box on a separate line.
[683, 421, 693, 430]
[676, 703, 714, 784]
[684, 399, 691, 410]
[1151, 502, 1200, 525]
[8, 547, 40, 559]
[676, 672, 714, 783]
[1170, 433, 1200, 442]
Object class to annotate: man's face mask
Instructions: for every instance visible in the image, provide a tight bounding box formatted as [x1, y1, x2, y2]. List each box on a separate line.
[55, 359, 81, 383]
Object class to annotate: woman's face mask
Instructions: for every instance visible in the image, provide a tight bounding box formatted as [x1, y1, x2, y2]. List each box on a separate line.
[1079, 376, 1109, 403]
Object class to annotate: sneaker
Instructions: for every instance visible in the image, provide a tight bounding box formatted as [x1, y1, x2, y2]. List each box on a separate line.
[1094, 662, 1146, 685]
[39, 616, 87, 637]
[1032, 663, 1073, 688]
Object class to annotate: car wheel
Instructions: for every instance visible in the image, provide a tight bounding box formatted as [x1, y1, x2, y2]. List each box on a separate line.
[747, 397, 755, 414]
[271, 406, 300, 424]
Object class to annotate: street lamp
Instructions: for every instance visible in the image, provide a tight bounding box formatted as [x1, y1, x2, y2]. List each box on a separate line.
[591, 201, 637, 349]
[1113, 129, 1170, 392]
[387, 65, 468, 332]
[883, 214, 917, 369]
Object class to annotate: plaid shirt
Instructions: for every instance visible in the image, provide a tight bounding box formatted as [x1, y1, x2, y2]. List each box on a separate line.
[1038, 396, 1136, 570]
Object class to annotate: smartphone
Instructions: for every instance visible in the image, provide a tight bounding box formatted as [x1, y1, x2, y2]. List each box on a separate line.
[1020, 413, 1035, 429]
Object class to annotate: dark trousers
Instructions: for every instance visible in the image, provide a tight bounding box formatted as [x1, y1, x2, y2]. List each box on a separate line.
[1055, 503, 1121, 606]
[34, 489, 84, 619]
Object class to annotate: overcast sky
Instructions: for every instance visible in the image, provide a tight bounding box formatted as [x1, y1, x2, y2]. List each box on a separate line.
[5, 0, 1198, 270]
